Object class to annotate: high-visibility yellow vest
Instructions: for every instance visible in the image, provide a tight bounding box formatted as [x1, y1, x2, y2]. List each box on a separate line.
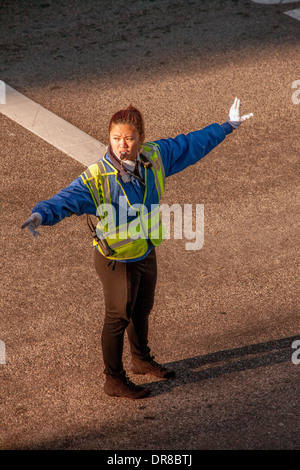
[81, 142, 166, 260]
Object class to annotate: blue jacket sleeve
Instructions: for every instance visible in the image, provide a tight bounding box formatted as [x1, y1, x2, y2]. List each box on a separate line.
[32, 122, 232, 225]
[32, 176, 96, 225]
[155, 122, 232, 177]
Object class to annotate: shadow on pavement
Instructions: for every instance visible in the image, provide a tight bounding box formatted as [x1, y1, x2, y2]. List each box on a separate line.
[1, 0, 300, 88]
[148, 335, 300, 396]
[12, 335, 299, 450]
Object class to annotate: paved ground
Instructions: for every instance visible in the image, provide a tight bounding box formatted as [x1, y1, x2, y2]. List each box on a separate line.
[0, 0, 299, 452]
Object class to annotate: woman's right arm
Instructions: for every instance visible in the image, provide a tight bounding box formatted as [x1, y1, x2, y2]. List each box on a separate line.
[30, 176, 96, 226]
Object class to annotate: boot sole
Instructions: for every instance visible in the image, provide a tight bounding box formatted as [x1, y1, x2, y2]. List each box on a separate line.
[104, 389, 151, 399]
[131, 368, 176, 379]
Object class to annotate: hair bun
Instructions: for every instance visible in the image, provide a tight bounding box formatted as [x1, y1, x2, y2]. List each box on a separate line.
[109, 105, 145, 141]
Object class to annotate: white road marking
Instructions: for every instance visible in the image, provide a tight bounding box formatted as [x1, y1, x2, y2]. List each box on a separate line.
[0, 340, 5, 365]
[284, 8, 300, 20]
[251, 0, 300, 22]
[0, 80, 6, 104]
[0, 82, 106, 167]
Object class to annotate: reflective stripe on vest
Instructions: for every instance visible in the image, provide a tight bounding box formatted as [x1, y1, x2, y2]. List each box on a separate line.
[141, 142, 165, 200]
[81, 142, 166, 260]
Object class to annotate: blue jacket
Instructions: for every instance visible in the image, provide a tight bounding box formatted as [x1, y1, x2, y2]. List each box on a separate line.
[32, 122, 233, 261]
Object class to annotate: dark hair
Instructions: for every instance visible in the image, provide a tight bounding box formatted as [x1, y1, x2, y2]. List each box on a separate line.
[109, 105, 145, 141]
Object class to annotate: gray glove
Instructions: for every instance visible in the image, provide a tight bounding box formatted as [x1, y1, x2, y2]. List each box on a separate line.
[21, 212, 42, 239]
[227, 97, 253, 129]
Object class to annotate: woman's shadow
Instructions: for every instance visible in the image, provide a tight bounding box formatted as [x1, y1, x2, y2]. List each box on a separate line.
[146, 335, 299, 396]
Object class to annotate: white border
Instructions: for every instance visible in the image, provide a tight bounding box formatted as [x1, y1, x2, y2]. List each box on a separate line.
[251, 1, 300, 4]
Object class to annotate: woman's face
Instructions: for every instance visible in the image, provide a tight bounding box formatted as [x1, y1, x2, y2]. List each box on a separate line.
[109, 123, 143, 161]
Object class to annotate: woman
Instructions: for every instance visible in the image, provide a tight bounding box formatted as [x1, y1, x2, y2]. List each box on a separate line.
[22, 99, 253, 399]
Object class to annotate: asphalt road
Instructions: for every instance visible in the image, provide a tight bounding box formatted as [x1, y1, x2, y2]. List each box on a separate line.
[0, 0, 299, 452]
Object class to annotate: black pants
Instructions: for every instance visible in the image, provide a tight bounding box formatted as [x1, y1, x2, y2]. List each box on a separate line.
[94, 248, 157, 377]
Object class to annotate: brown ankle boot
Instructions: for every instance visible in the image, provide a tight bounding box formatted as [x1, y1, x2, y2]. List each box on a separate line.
[104, 373, 151, 399]
[130, 355, 176, 379]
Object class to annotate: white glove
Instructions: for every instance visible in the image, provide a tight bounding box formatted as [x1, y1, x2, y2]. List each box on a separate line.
[21, 212, 42, 239]
[227, 97, 253, 129]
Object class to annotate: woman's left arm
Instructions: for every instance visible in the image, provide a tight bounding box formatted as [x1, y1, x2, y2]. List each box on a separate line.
[155, 122, 233, 178]
[155, 98, 253, 177]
